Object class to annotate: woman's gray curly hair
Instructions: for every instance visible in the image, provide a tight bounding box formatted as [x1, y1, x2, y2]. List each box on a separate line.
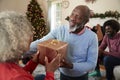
[0, 11, 33, 62]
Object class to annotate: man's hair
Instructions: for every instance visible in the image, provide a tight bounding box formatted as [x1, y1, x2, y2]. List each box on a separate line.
[103, 19, 120, 32]
[0, 11, 33, 62]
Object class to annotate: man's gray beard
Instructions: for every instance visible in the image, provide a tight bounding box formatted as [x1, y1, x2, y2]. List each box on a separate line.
[69, 23, 84, 32]
[69, 25, 78, 32]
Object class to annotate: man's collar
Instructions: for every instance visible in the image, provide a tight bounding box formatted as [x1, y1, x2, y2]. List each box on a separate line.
[77, 27, 86, 35]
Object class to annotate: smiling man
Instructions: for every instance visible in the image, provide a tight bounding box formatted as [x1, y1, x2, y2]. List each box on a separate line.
[30, 5, 98, 80]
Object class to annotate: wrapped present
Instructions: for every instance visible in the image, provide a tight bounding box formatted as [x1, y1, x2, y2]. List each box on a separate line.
[37, 39, 68, 65]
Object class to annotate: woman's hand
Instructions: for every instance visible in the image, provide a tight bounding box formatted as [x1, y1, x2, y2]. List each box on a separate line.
[45, 54, 61, 72]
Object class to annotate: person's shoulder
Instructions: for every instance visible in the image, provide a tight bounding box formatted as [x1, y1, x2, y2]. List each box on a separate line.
[86, 27, 96, 34]
[57, 24, 69, 31]
[51, 24, 68, 34]
[85, 28, 97, 39]
[116, 32, 120, 38]
[60, 24, 68, 28]
[117, 32, 120, 35]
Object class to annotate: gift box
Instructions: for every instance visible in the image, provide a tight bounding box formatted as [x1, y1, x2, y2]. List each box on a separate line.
[37, 39, 68, 65]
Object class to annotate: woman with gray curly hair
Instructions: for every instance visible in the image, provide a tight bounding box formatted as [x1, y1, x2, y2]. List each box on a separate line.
[0, 11, 60, 80]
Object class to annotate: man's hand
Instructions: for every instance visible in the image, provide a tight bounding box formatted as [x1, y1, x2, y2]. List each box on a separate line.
[60, 59, 73, 69]
[32, 51, 40, 63]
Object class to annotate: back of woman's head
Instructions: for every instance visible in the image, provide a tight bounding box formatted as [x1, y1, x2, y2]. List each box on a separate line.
[103, 19, 120, 32]
[0, 11, 33, 62]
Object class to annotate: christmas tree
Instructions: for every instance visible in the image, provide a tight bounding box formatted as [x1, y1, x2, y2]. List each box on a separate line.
[26, 0, 49, 41]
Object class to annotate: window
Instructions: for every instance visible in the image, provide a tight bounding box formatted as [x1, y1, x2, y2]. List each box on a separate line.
[49, 1, 62, 31]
